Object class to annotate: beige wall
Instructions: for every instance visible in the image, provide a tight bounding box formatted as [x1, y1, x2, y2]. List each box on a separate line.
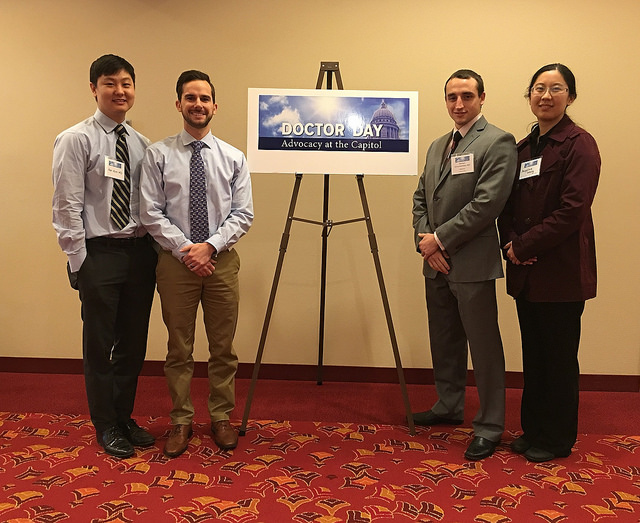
[1, 0, 638, 377]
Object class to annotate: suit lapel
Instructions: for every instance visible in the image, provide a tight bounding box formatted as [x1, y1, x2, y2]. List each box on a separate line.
[458, 115, 486, 153]
[429, 134, 450, 193]
[436, 116, 487, 188]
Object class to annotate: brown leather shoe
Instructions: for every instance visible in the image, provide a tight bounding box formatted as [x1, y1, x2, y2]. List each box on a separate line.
[211, 420, 238, 450]
[163, 424, 192, 458]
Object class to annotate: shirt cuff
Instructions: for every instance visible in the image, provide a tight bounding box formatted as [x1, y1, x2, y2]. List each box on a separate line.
[68, 250, 86, 273]
[434, 232, 445, 251]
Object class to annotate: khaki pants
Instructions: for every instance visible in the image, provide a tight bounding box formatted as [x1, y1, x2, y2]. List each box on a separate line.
[156, 249, 240, 425]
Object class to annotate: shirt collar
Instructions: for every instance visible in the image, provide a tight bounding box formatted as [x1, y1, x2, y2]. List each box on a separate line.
[93, 108, 127, 134]
[180, 129, 215, 149]
[543, 114, 574, 141]
[453, 113, 483, 138]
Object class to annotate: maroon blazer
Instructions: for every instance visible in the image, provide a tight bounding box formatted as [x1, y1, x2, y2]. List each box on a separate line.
[498, 115, 601, 302]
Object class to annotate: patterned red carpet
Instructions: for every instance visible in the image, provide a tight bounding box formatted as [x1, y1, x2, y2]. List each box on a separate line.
[1, 411, 639, 522]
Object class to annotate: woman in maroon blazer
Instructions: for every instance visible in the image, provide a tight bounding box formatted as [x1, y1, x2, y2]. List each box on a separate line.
[498, 63, 601, 462]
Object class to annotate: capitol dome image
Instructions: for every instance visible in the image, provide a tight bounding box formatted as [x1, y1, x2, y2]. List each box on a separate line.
[369, 100, 400, 139]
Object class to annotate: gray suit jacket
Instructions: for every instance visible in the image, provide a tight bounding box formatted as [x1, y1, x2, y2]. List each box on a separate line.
[412, 116, 517, 282]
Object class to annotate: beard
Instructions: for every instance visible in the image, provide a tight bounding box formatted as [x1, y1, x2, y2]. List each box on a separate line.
[183, 110, 213, 129]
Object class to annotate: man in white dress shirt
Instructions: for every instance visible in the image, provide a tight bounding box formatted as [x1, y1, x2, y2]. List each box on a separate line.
[52, 54, 156, 458]
[140, 70, 253, 457]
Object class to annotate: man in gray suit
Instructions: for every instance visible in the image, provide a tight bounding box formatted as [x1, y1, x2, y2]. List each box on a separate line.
[412, 69, 517, 460]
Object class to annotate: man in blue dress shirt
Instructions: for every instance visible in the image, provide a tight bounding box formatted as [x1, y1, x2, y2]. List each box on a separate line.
[52, 54, 157, 458]
[140, 70, 253, 457]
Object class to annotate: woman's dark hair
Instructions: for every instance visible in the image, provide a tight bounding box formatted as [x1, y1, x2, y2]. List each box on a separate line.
[526, 63, 577, 100]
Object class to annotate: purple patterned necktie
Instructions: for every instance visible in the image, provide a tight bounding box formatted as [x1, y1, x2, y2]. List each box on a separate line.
[110, 124, 131, 229]
[189, 141, 209, 243]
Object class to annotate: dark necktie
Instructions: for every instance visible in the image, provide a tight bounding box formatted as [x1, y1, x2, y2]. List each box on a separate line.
[441, 131, 463, 173]
[451, 130, 462, 154]
[110, 124, 131, 229]
[189, 141, 209, 244]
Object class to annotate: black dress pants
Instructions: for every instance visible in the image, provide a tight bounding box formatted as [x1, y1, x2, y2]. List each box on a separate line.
[77, 236, 157, 433]
[516, 298, 585, 455]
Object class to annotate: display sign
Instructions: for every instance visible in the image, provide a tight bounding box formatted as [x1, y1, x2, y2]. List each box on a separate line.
[247, 88, 418, 175]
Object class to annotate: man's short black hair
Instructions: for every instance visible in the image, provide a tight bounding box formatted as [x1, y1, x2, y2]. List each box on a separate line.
[445, 69, 484, 96]
[176, 70, 215, 102]
[90, 54, 135, 85]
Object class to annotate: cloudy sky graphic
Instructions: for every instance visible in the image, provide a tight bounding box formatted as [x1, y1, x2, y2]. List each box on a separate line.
[259, 95, 410, 139]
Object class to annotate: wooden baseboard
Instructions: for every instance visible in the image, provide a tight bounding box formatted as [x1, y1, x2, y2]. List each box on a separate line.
[0, 357, 637, 392]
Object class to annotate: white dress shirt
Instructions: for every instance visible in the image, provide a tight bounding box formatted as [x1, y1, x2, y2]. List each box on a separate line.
[140, 129, 253, 259]
[52, 109, 151, 272]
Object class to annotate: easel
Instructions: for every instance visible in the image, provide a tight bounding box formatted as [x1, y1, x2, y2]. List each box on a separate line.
[239, 62, 415, 436]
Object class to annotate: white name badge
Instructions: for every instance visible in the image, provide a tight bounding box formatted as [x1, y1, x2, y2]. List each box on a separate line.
[519, 157, 542, 180]
[104, 156, 125, 181]
[451, 153, 474, 175]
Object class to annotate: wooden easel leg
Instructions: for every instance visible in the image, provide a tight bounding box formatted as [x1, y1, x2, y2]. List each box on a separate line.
[355, 175, 416, 435]
[239, 174, 304, 436]
[317, 173, 330, 385]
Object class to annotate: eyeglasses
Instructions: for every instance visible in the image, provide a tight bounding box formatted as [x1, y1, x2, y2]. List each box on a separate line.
[530, 84, 569, 96]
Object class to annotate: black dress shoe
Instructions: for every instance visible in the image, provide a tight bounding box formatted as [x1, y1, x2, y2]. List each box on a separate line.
[524, 446, 570, 463]
[119, 419, 155, 447]
[412, 410, 463, 426]
[98, 426, 135, 458]
[510, 436, 530, 454]
[464, 436, 499, 460]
